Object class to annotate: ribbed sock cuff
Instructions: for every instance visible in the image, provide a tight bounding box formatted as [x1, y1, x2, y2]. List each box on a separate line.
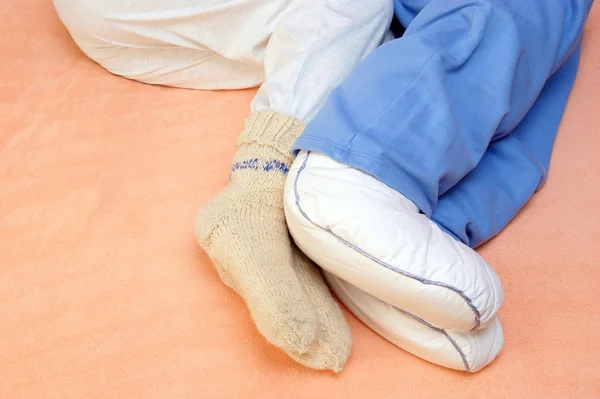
[237, 111, 305, 158]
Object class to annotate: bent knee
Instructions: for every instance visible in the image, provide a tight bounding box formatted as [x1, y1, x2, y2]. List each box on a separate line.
[53, 0, 117, 44]
[52, 0, 160, 70]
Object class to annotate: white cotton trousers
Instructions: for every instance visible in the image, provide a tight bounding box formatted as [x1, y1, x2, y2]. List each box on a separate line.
[53, 0, 393, 122]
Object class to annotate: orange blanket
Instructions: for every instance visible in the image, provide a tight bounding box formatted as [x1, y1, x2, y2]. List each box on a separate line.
[1, 1, 599, 397]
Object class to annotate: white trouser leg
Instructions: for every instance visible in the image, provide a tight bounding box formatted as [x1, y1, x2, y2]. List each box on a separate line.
[325, 273, 504, 372]
[53, 0, 305, 89]
[250, 0, 394, 122]
[53, 0, 393, 105]
[284, 150, 505, 372]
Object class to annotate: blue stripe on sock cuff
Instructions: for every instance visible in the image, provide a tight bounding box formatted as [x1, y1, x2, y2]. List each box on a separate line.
[231, 158, 290, 174]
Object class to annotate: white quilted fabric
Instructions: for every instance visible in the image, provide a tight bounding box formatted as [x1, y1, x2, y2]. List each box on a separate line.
[284, 150, 505, 372]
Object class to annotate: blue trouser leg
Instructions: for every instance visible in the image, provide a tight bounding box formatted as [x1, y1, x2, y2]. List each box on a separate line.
[293, 0, 591, 246]
[393, 0, 586, 247]
[431, 44, 582, 247]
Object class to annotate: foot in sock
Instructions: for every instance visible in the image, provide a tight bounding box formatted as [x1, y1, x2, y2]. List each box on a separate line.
[286, 246, 352, 372]
[195, 111, 351, 371]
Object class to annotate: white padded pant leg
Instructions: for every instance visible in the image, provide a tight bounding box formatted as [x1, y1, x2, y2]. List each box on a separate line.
[285, 151, 504, 331]
[324, 272, 504, 372]
[284, 150, 505, 371]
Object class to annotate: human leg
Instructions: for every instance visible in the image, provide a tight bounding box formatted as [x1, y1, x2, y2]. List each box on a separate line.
[319, 45, 582, 370]
[195, 0, 393, 371]
[294, 0, 591, 215]
[432, 44, 583, 247]
[54, 0, 395, 371]
[52, 0, 299, 89]
[284, 0, 591, 371]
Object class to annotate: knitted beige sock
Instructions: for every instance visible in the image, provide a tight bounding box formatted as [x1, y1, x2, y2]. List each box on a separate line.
[286, 246, 352, 372]
[196, 111, 318, 353]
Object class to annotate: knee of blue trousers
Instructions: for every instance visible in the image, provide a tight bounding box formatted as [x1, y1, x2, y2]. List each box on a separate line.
[430, 42, 583, 249]
[431, 135, 549, 248]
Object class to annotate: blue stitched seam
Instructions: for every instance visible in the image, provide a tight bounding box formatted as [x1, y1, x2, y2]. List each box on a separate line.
[293, 151, 482, 332]
[231, 158, 289, 174]
[392, 306, 471, 372]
